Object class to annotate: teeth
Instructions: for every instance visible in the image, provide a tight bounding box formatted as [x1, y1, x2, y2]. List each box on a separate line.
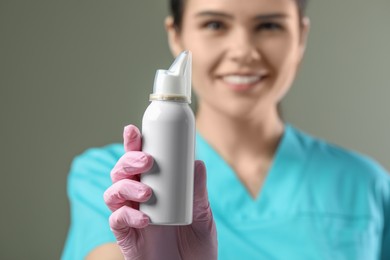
[223, 75, 261, 84]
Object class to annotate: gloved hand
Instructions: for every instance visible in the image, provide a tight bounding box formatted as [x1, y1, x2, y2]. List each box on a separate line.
[104, 125, 218, 260]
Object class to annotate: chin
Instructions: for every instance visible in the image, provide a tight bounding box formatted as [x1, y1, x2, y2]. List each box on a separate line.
[220, 104, 260, 121]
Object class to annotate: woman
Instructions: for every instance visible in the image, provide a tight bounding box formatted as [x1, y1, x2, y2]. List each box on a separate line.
[62, 0, 390, 259]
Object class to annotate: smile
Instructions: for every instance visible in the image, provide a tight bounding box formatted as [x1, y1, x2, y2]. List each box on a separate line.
[222, 75, 261, 84]
[221, 74, 264, 91]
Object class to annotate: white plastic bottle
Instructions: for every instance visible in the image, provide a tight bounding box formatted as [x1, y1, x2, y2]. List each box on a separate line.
[140, 51, 195, 225]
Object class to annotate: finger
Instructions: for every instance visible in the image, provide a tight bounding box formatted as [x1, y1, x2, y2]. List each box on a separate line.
[123, 125, 142, 152]
[109, 206, 150, 237]
[104, 179, 153, 212]
[193, 160, 213, 222]
[111, 151, 154, 183]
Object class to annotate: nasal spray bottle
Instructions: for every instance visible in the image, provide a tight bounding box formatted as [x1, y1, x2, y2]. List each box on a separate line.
[140, 51, 195, 225]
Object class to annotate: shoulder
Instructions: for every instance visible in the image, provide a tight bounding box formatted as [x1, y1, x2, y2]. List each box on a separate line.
[70, 143, 124, 174]
[63, 144, 124, 259]
[289, 125, 389, 181]
[288, 125, 390, 219]
[67, 143, 125, 194]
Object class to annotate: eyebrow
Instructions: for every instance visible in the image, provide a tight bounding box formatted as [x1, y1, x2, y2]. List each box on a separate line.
[195, 11, 233, 19]
[195, 11, 288, 20]
[254, 13, 288, 20]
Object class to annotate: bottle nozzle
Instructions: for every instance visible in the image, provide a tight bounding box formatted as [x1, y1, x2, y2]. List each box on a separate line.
[151, 51, 192, 103]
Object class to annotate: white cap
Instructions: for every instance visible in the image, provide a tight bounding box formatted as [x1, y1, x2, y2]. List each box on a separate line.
[150, 50, 192, 103]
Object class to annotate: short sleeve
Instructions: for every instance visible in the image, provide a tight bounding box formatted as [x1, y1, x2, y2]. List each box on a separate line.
[378, 168, 390, 260]
[61, 144, 124, 260]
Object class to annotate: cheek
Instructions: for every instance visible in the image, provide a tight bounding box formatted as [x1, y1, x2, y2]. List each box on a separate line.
[182, 30, 223, 64]
[261, 36, 301, 100]
[262, 36, 298, 71]
[183, 37, 222, 87]
[191, 59, 215, 99]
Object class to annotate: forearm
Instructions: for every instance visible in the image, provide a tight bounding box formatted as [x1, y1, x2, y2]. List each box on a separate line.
[86, 243, 124, 260]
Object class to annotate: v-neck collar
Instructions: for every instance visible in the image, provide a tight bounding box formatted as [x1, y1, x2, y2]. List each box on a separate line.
[196, 124, 309, 220]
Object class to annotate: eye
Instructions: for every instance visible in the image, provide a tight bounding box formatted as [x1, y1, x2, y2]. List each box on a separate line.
[256, 22, 283, 31]
[203, 21, 226, 31]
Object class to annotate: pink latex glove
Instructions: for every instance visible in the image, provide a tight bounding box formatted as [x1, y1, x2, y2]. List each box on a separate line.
[103, 125, 218, 260]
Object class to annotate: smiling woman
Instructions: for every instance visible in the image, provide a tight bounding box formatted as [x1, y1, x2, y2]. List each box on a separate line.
[61, 0, 390, 259]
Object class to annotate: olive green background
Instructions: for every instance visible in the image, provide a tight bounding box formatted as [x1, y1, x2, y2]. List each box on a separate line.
[0, 0, 389, 259]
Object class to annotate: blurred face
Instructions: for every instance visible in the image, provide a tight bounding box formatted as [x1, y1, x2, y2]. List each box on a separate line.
[167, 0, 309, 120]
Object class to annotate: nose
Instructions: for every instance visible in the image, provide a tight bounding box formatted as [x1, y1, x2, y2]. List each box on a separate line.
[227, 28, 261, 64]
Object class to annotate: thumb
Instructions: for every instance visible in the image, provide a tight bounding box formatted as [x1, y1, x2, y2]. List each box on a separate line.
[123, 125, 142, 152]
[193, 160, 213, 222]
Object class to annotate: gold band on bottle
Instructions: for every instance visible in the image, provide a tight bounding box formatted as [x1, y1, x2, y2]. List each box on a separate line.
[149, 94, 189, 102]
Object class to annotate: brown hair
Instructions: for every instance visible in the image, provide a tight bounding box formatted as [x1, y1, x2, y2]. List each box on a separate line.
[169, 0, 309, 29]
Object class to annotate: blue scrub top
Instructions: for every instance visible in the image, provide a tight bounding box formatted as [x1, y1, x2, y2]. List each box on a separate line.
[62, 124, 390, 260]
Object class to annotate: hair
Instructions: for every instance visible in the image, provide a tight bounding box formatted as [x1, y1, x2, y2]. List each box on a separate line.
[169, 0, 308, 30]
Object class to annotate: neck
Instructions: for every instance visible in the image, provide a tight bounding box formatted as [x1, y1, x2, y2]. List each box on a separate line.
[196, 103, 284, 165]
